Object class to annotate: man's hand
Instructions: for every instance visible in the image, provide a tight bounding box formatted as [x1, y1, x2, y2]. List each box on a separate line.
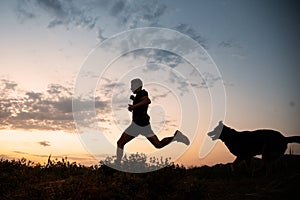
[130, 95, 135, 101]
[128, 104, 134, 112]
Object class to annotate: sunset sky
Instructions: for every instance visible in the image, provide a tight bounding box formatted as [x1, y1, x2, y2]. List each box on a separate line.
[1, 0, 300, 168]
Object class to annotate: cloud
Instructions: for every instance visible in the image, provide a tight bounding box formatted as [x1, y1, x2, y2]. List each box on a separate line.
[189, 72, 222, 89]
[25, 91, 42, 101]
[10, 151, 101, 165]
[16, 0, 99, 30]
[114, 47, 222, 97]
[1, 79, 18, 91]
[151, 91, 172, 101]
[217, 39, 246, 59]
[108, 0, 167, 28]
[110, 0, 125, 16]
[36, 0, 66, 17]
[14, 0, 215, 56]
[38, 140, 51, 147]
[218, 39, 242, 49]
[174, 23, 209, 49]
[47, 19, 64, 28]
[130, 49, 184, 70]
[0, 79, 110, 132]
[15, 0, 168, 31]
[47, 84, 71, 96]
[148, 50, 184, 69]
[12, 150, 49, 158]
[96, 28, 108, 42]
[16, 1, 36, 23]
[0, 154, 16, 160]
[104, 82, 125, 90]
[13, 0, 228, 57]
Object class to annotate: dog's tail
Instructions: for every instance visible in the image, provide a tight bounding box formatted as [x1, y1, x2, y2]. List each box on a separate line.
[286, 136, 300, 144]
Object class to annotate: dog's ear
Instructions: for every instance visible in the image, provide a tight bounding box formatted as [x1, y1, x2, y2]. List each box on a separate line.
[219, 121, 223, 125]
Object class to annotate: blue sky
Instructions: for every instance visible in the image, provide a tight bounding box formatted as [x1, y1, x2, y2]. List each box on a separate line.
[0, 0, 299, 166]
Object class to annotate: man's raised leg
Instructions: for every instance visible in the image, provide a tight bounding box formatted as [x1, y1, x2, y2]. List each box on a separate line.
[147, 130, 190, 149]
[147, 134, 174, 149]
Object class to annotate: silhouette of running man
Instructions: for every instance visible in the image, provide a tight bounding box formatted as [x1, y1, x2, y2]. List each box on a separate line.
[116, 78, 190, 164]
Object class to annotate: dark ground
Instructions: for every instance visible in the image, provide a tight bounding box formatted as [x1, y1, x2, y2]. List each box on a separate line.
[1, 154, 300, 200]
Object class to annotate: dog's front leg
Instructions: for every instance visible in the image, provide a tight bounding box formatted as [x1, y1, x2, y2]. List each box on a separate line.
[231, 157, 243, 171]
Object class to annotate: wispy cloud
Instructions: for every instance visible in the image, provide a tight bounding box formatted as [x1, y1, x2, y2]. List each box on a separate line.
[36, 0, 66, 17]
[1, 79, 18, 90]
[14, 0, 221, 55]
[11, 150, 101, 164]
[151, 90, 172, 101]
[16, 0, 167, 31]
[37, 140, 51, 147]
[16, 1, 36, 23]
[122, 48, 221, 94]
[130, 49, 184, 69]
[16, 0, 98, 29]
[110, 1, 125, 16]
[108, 0, 167, 28]
[0, 154, 16, 160]
[174, 23, 209, 50]
[96, 28, 108, 42]
[12, 150, 49, 158]
[218, 39, 243, 49]
[217, 39, 247, 59]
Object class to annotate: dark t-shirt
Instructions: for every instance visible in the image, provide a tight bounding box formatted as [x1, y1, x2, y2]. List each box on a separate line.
[132, 89, 150, 126]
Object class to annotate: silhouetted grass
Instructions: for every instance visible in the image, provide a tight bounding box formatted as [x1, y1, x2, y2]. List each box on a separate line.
[0, 154, 300, 199]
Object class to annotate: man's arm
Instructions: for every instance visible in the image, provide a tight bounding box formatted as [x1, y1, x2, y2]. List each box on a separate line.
[128, 96, 151, 111]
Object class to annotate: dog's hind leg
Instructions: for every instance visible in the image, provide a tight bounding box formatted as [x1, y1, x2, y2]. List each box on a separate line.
[231, 156, 247, 172]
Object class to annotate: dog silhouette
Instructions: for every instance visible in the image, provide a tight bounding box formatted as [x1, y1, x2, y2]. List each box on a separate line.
[208, 121, 300, 171]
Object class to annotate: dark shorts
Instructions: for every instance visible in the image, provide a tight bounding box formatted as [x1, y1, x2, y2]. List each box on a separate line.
[124, 122, 155, 137]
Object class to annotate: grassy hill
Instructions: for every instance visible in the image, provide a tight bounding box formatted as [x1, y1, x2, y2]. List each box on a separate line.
[1, 154, 300, 200]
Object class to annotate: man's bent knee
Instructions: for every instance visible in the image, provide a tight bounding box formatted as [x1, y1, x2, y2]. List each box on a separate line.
[117, 140, 124, 149]
[153, 142, 164, 149]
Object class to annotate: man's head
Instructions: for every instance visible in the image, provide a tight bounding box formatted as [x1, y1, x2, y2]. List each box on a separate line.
[131, 78, 143, 93]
